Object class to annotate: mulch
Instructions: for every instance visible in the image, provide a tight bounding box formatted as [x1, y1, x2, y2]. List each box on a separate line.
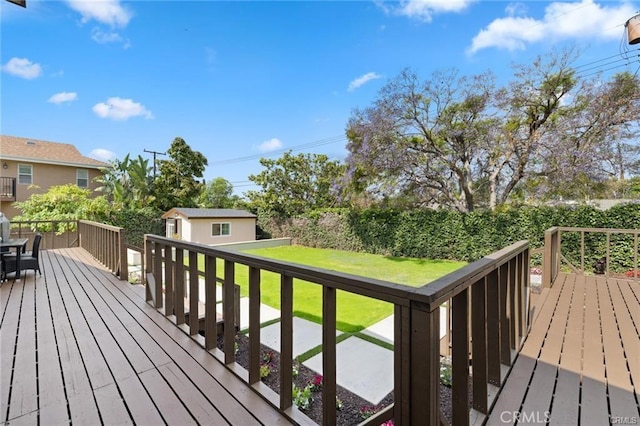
[219, 334, 461, 425]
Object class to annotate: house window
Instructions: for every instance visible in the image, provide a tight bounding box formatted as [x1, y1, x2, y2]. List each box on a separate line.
[212, 222, 230, 237]
[77, 169, 89, 188]
[167, 220, 175, 238]
[18, 164, 32, 185]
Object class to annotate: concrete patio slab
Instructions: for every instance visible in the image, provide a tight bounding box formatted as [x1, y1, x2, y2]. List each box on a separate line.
[258, 317, 340, 358]
[303, 336, 393, 405]
[361, 306, 449, 344]
[216, 297, 281, 330]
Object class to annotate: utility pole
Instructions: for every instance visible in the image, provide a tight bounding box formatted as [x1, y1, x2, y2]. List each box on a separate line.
[144, 149, 166, 178]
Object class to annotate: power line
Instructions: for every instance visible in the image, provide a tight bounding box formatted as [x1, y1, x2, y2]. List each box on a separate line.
[210, 135, 347, 165]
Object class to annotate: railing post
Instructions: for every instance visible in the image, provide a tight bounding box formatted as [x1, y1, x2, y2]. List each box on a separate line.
[280, 275, 294, 411]
[223, 260, 236, 364]
[204, 255, 217, 350]
[118, 228, 128, 280]
[397, 301, 440, 425]
[145, 237, 153, 303]
[188, 251, 199, 335]
[543, 228, 558, 288]
[452, 288, 470, 426]
[471, 277, 488, 414]
[174, 247, 185, 325]
[499, 262, 511, 366]
[153, 242, 163, 309]
[322, 286, 337, 424]
[248, 266, 261, 384]
[486, 269, 501, 386]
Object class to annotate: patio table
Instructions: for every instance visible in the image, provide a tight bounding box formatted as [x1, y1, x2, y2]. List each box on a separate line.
[0, 238, 28, 281]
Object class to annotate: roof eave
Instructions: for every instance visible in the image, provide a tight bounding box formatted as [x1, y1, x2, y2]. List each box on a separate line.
[0, 155, 108, 169]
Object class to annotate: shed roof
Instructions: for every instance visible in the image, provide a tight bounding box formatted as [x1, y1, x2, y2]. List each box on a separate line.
[0, 135, 109, 168]
[162, 208, 257, 219]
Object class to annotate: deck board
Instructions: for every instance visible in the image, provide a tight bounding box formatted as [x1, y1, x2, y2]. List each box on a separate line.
[68, 246, 289, 425]
[67, 247, 287, 426]
[0, 248, 289, 425]
[9, 277, 37, 421]
[487, 274, 640, 425]
[1, 280, 21, 420]
[519, 273, 575, 418]
[548, 273, 584, 425]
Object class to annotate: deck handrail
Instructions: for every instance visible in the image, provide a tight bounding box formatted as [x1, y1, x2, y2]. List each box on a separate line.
[8, 219, 79, 249]
[542, 226, 639, 287]
[79, 220, 128, 279]
[143, 234, 530, 425]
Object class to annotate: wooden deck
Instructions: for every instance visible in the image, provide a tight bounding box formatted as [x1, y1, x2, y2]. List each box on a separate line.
[487, 272, 640, 425]
[1, 248, 290, 425]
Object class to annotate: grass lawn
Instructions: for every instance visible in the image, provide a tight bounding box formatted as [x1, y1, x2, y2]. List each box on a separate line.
[200, 245, 465, 332]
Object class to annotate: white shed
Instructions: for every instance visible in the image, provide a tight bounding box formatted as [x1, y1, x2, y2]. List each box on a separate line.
[162, 208, 257, 245]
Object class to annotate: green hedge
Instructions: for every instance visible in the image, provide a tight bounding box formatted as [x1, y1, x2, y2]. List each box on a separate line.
[106, 207, 164, 248]
[258, 203, 640, 271]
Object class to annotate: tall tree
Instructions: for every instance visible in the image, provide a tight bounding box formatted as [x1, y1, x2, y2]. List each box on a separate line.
[345, 67, 499, 212]
[494, 49, 578, 205]
[197, 177, 240, 208]
[344, 49, 639, 210]
[154, 137, 208, 212]
[527, 71, 640, 200]
[246, 151, 346, 216]
[95, 154, 155, 209]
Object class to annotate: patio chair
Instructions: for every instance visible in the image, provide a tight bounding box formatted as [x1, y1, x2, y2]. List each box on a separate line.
[2, 234, 42, 280]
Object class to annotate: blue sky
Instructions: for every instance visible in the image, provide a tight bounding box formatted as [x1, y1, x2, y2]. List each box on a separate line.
[2, 0, 639, 193]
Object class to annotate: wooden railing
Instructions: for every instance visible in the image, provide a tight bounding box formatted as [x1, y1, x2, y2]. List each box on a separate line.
[542, 226, 639, 287]
[144, 234, 530, 425]
[79, 220, 128, 279]
[9, 219, 79, 249]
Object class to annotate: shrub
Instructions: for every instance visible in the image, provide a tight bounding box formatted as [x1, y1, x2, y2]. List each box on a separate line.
[259, 363, 271, 379]
[440, 357, 452, 387]
[292, 384, 312, 410]
[257, 204, 640, 270]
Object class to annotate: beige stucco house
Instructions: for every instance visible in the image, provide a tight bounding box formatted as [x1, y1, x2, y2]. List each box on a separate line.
[0, 135, 109, 218]
[162, 208, 257, 245]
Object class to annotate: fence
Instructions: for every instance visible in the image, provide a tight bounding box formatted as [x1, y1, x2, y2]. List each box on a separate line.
[543, 226, 639, 287]
[78, 220, 128, 279]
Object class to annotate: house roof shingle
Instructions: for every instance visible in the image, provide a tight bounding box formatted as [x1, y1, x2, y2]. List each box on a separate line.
[0, 135, 109, 168]
[162, 208, 257, 219]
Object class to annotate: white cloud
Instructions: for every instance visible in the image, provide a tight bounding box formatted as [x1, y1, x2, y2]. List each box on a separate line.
[468, 0, 636, 54]
[89, 148, 116, 161]
[91, 27, 122, 44]
[348, 72, 382, 92]
[66, 0, 132, 27]
[505, 2, 528, 17]
[1, 57, 42, 79]
[48, 91, 78, 104]
[381, 0, 476, 22]
[257, 138, 283, 153]
[92, 97, 154, 121]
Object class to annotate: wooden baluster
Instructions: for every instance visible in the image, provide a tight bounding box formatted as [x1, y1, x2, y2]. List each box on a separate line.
[280, 275, 293, 410]
[248, 266, 261, 384]
[452, 288, 469, 426]
[471, 277, 488, 414]
[204, 255, 217, 350]
[188, 251, 199, 335]
[322, 285, 337, 424]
